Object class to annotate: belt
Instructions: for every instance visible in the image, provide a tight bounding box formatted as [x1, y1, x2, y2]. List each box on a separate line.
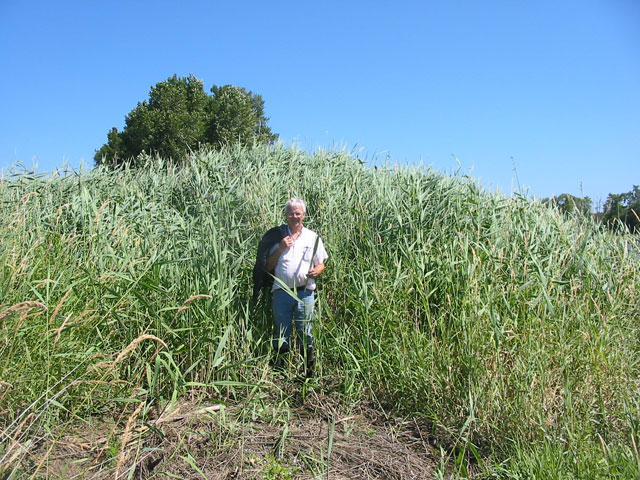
[275, 286, 311, 293]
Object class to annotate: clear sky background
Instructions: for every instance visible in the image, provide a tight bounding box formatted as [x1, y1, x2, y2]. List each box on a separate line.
[1, 1, 638, 208]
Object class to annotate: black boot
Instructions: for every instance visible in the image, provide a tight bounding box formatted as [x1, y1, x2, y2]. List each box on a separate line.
[272, 354, 285, 371]
[304, 345, 315, 378]
[272, 346, 289, 372]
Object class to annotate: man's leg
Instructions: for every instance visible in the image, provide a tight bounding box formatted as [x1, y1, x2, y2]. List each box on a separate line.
[294, 290, 315, 377]
[272, 289, 294, 368]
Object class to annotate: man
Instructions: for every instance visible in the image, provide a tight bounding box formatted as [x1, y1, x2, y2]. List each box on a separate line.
[265, 197, 328, 376]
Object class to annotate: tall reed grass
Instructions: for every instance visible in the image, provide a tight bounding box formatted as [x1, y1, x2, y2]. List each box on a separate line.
[1, 144, 638, 477]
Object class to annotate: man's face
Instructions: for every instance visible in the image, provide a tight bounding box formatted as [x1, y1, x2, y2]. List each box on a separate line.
[286, 205, 305, 229]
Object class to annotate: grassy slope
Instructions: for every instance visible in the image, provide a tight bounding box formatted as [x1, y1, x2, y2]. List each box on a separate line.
[1, 145, 638, 478]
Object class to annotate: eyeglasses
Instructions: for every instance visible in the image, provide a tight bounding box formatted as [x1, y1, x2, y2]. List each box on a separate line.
[286, 212, 304, 217]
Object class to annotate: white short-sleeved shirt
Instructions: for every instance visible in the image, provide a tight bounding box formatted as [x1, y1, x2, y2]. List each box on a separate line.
[270, 227, 328, 291]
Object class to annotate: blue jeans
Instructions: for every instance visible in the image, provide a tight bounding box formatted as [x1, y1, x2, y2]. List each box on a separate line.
[272, 288, 314, 354]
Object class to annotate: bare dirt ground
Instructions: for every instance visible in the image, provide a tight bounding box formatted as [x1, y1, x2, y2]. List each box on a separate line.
[14, 382, 441, 479]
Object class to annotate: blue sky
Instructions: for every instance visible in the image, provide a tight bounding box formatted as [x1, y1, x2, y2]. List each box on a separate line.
[1, 1, 638, 208]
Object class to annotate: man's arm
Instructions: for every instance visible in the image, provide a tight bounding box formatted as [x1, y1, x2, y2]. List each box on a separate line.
[265, 236, 292, 271]
[307, 263, 325, 279]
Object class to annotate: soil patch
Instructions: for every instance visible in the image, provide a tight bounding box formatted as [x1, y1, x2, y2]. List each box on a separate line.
[12, 386, 439, 479]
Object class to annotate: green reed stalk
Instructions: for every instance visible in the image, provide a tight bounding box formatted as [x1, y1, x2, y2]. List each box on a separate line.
[0, 145, 638, 478]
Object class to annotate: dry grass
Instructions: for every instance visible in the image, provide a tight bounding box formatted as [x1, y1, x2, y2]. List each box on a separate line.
[0, 301, 47, 325]
[176, 294, 213, 315]
[114, 400, 145, 478]
[25, 390, 438, 480]
[91, 334, 168, 372]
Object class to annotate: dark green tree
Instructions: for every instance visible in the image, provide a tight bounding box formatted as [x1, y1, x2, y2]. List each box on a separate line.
[94, 127, 125, 167]
[95, 75, 277, 167]
[208, 85, 278, 147]
[542, 193, 592, 216]
[602, 185, 640, 233]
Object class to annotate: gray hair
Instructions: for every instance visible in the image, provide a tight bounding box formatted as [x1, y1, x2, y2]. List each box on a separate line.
[285, 197, 306, 214]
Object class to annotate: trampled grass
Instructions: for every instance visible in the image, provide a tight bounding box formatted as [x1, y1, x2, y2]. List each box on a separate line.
[0, 144, 638, 478]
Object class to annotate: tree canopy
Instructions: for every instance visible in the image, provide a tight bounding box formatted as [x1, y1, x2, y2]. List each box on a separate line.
[541, 193, 592, 216]
[602, 185, 640, 233]
[541, 188, 639, 234]
[94, 75, 278, 167]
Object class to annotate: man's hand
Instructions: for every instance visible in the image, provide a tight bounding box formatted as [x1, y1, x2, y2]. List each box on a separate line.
[307, 263, 325, 279]
[266, 236, 292, 271]
[280, 235, 294, 249]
